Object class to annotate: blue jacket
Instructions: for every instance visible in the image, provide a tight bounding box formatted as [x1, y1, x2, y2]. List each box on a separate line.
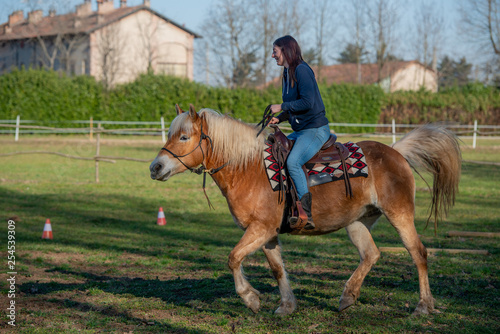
[277, 62, 329, 131]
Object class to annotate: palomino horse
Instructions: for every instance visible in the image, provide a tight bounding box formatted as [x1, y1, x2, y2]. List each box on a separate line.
[149, 105, 461, 315]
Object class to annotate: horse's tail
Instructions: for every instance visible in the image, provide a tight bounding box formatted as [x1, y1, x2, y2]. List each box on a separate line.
[392, 124, 462, 231]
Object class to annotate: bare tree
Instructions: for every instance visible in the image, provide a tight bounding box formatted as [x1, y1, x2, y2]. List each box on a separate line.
[136, 16, 168, 75]
[134, 12, 194, 80]
[22, 0, 59, 70]
[202, 0, 257, 88]
[94, 23, 126, 89]
[199, 0, 312, 87]
[368, 0, 403, 83]
[57, 32, 88, 75]
[135, 15, 160, 74]
[459, 0, 500, 84]
[413, 1, 444, 67]
[412, 1, 444, 87]
[22, 0, 87, 73]
[29, 20, 87, 73]
[341, 0, 369, 83]
[31, 28, 62, 70]
[460, 0, 500, 56]
[311, 0, 336, 82]
[253, 0, 278, 87]
[251, 0, 308, 86]
[275, 0, 307, 41]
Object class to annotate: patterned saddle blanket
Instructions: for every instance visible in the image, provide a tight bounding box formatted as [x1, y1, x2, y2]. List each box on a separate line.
[264, 141, 369, 192]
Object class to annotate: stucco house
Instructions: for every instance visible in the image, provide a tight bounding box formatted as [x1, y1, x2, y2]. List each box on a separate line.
[316, 61, 438, 92]
[0, 0, 200, 87]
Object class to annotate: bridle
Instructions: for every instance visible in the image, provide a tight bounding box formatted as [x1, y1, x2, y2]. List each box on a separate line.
[161, 122, 212, 173]
[160, 121, 228, 209]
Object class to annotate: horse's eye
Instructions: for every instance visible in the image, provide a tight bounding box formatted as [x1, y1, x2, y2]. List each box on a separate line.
[179, 135, 189, 141]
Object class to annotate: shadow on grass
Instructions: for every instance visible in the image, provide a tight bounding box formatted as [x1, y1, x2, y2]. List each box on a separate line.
[19, 267, 264, 318]
[1, 186, 241, 257]
[4, 161, 499, 329]
[18, 261, 499, 322]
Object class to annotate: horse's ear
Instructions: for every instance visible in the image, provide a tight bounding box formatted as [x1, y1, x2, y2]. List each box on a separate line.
[175, 104, 184, 115]
[188, 104, 198, 121]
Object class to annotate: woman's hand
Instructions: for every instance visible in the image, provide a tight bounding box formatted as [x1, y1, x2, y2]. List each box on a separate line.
[270, 104, 282, 114]
[268, 104, 281, 125]
[269, 117, 279, 125]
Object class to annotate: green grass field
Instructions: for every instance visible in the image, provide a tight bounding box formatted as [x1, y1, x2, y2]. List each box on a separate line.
[0, 134, 499, 333]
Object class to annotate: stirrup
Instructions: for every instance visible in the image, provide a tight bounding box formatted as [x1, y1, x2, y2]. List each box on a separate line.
[304, 221, 315, 230]
[289, 201, 309, 230]
[289, 216, 315, 230]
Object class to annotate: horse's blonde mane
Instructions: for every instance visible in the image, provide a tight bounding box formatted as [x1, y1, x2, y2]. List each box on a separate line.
[168, 108, 266, 169]
[200, 108, 265, 168]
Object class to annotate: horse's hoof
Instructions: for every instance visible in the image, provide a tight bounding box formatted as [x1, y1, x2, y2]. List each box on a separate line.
[412, 307, 429, 316]
[412, 300, 433, 316]
[339, 295, 356, 312]
[275, 301, 296, 316]
[247, 297, 260, 313]
[244, 290, 261, 313]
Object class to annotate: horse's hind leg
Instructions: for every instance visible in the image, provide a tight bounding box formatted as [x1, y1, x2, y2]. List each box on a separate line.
[262, 237, 296, 315]
[385, 210, 435, 315]
[340, 217, 381, 312]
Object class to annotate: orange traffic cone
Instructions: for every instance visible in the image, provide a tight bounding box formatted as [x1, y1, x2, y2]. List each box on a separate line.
[42, 219, 53, 239]
[157, 207, 166, 226]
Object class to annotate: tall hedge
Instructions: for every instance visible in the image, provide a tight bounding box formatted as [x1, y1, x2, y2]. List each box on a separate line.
[0, 69, 498, 131]
[380, 83, 500, 125]
[0, 68, 104, 123]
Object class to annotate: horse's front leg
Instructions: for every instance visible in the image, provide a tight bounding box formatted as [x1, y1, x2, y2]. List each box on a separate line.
[228, 225, 275, 313]
[262, 236, 296, 315]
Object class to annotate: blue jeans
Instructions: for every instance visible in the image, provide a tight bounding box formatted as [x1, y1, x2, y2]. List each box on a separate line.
[287, 124, 331, 199]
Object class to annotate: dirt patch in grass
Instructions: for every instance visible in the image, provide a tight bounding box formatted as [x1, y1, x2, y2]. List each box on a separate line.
[18, 249, 232, 291]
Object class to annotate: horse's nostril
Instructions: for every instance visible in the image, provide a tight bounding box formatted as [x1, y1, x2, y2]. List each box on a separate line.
[154, 163, 162, 173]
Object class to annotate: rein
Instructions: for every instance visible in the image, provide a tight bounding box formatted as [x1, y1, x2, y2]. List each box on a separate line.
[161, 121, 228, 209]
[256, 104, 273, 137]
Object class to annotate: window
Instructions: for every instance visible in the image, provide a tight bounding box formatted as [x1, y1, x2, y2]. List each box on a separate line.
[157, 62, 187, 77]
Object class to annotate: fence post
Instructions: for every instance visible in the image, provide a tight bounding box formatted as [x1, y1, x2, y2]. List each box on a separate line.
[89, 117, 93, 140]
[95, 123, 101, 183]
[14, 115, 20, 142]
[161, 117, 166, 143]
[392, 119, 396, 144]
[472, 120, 478, 149]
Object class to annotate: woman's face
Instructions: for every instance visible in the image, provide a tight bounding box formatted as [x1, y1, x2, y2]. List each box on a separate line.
[272, 45, 288, 67]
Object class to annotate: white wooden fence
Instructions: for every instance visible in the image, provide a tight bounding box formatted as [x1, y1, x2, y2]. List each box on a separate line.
[1, 116, 499, 183]
[1, 116, 499, 149]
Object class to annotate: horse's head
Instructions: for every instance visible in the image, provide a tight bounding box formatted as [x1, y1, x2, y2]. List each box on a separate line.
[150, 104, 206, 181]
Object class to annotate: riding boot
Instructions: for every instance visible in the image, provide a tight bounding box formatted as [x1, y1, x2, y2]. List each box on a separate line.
[300, 192, 315, 230]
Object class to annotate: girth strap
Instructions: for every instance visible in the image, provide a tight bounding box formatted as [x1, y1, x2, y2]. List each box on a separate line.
[336, 142, 353, 198]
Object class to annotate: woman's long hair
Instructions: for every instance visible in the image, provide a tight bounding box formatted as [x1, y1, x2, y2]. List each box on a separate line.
[273, 35, 303, 88]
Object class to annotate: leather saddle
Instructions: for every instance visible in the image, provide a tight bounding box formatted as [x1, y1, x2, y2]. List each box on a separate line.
[266, 125, 353, 232]
[267, 124, 350, 172]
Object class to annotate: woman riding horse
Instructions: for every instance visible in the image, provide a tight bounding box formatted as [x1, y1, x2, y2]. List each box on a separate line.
[269, 35, 331, 230]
